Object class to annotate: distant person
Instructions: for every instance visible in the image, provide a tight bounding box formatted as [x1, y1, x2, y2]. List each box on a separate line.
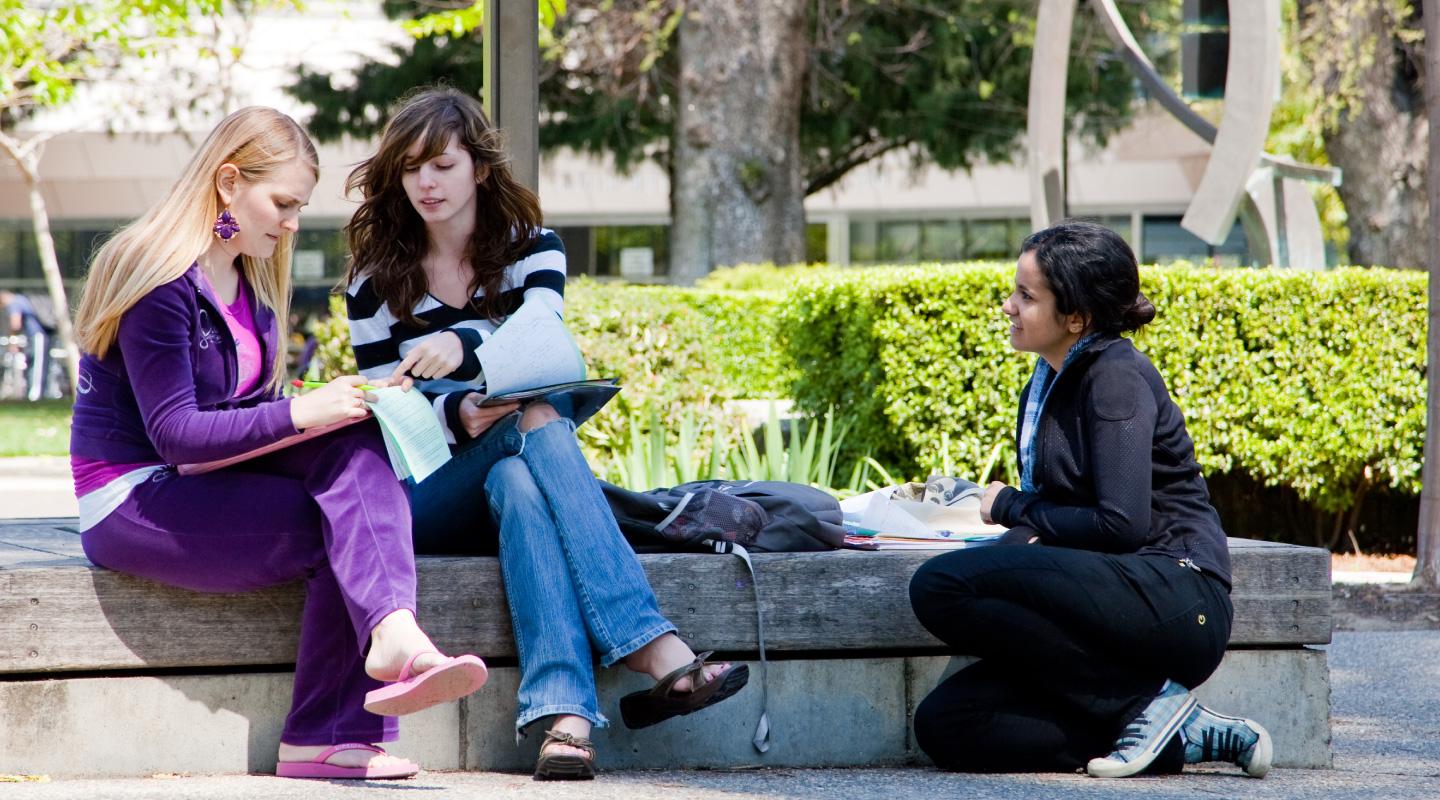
[343, 87, 748, 780]
[1, 288, 49, 400]
[69, 106, 487, 780]
[908, 220, 1272, 778]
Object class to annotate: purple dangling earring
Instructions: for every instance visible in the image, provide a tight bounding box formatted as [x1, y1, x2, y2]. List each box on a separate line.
[213, 208, 241, 241]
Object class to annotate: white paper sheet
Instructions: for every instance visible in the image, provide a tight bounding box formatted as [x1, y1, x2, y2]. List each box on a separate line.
[367, 387, 452, 483]
[476, 300, 587, 396]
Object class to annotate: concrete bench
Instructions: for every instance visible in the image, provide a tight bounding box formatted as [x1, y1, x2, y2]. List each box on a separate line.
[0, 518, 1332, 777]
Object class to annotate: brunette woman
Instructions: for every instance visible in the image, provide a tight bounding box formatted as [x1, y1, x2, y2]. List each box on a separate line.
[908, 220, 1272, 778]
[343, 87, 747, 781]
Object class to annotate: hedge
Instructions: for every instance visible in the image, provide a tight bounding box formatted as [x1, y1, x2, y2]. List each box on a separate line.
[309, 280, 791, 460]
[778, 262, 1426, 514]
[309, 263, 1427, 518]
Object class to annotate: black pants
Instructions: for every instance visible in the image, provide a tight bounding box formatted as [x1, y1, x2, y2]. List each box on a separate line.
[908, 542, 1232, 773]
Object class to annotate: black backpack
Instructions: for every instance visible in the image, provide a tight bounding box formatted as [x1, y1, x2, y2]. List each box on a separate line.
[599, 479, 845, 754]
[601, 479, 845, 553]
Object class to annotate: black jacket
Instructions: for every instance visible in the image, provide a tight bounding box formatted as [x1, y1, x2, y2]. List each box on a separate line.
[990, 335, 1233, 588]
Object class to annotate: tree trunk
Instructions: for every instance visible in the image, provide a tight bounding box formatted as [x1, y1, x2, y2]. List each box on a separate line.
[1415, 0, 1440, 589]
[669, 0, 809, 284]
[0, 135, 79, 391]
[1304, 0, 1428, 268]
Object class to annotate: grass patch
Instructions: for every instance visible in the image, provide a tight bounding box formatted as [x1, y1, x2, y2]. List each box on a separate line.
[0, 400, 72, 457]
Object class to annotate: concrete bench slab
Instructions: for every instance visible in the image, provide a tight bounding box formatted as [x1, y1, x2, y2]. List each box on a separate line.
[0, 519, 1330, 673]
[0, 518, 1332, 776]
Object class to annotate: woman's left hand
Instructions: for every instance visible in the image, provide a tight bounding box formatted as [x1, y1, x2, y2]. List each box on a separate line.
[457, 393, 521, 439]
[391, 331, 464, 382]
[979, 481, 1008, 525]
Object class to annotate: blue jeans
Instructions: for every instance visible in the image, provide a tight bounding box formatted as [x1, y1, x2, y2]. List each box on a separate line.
[410, 412, 676, 734]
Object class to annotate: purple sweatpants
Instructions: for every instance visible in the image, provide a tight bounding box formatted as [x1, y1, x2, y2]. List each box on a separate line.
[80, 422, 417, 745]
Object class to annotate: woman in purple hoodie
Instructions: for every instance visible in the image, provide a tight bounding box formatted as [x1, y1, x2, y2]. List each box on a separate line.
[69, 107, 486, 780]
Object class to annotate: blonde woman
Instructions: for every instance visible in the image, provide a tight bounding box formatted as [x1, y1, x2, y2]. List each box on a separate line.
[70, 107, 486, 780]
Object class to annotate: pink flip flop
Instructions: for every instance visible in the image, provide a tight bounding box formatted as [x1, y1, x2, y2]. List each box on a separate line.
[363, 651, 488, 717]
[275, 742, 419, 780]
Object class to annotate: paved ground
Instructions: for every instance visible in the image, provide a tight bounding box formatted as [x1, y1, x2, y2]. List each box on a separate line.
[4, 624, 1438, 799]
[0, 457, 76, 518]
[4, 458, 1439, 798]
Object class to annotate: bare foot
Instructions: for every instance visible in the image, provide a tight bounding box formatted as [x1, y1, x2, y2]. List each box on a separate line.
[542, 714, 593, 760]
[623, 633, 730, 692]
[277, 742, 414, 772]
[364, 609, 447, 683]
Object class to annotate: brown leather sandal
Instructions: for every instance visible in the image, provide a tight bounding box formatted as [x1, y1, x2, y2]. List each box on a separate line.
[619, 650, 750, 730]
[533, 729, 596, 781]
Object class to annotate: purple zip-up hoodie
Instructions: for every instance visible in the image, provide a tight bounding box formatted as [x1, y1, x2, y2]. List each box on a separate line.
[70, 264, 297, 466]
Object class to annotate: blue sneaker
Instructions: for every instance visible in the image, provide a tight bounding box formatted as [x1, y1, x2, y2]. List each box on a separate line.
[1087, 680, 1199, 778]
[1181, 704, 1273, 778]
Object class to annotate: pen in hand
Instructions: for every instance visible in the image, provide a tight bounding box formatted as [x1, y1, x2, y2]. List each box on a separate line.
[292, 379, 380, 392]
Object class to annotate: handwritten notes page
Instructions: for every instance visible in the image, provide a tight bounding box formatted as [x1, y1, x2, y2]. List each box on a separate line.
[476, 300, 587, 396]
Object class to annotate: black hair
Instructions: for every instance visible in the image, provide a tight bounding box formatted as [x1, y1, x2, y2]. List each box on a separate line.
[1020, 219, 1156, 335]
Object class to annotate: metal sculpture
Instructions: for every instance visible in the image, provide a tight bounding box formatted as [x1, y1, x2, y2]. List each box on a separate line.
[1027, 0, 1340, 268]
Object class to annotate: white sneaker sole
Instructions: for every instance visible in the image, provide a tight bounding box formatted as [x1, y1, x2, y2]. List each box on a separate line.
[1086, 693, 1199, 779]
[1240, 718, 1273, 778]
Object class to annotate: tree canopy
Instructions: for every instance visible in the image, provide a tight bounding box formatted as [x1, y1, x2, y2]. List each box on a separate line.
[291, 1, 1156, 195]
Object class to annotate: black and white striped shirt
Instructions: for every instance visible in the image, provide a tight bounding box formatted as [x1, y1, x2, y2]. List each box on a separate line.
[345, 228, 567, 445]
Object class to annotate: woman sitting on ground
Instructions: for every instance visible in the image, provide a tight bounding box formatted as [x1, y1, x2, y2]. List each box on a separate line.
[908, 220, 1272, 779]
[70, 106, 486, 781]
[342, 86, 748, 781]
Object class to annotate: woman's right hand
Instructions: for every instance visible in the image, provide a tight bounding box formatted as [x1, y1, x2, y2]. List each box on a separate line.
[457, 392, 520, 438]
[290, 375, 373, 430]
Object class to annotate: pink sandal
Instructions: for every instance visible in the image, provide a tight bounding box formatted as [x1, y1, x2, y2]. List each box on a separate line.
[275, 743, 419, 780]
[363, 651, 488, 717]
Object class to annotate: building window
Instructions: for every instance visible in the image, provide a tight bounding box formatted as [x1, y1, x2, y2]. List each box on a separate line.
[291, 226, 350, 285]
[805, 223, 828, 263]
[967, 219, 1018, 260]
[592, 225, 669, 279]
[0, 228, 20, 281]
[920, 220, 966, 262]
[848, 218, 1031, 264]
[0, 223, 113, 283]
[1141, 215, 1249, 265]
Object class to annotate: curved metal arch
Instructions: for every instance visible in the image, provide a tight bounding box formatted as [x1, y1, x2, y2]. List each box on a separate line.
[1028, 0, 1337, 266]
[1177, 1, 1281, 244]
[1027, 0, 1078, 231]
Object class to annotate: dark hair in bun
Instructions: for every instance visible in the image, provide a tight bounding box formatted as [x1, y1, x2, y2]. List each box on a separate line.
[1020, 219, 1156, 335]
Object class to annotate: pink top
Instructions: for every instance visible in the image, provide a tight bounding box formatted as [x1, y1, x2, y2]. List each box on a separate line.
[72, 456, 162, 497]
[217, 278, 263, 398]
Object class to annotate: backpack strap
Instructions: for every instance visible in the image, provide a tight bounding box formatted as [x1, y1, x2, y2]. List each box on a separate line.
[710, 540, 771, 754]
[653, 491, 696, 534]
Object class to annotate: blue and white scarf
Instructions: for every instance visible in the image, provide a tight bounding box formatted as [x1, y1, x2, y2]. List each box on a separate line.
[1019, 334, 1099, 492]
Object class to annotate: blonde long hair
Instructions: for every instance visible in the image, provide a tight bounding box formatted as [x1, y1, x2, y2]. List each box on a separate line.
[76, 107, 318, 393]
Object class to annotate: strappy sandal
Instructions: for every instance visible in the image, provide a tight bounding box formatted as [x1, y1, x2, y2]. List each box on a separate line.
[533, 729, 596, 781]
[619, 650, 750, 730]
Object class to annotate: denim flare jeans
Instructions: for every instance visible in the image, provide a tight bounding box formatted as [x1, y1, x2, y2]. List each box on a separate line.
[409, 410, 676, 735]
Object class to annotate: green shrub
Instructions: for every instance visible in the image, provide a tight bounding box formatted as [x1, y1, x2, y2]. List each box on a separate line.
[564, 279, 790, 456]
[306, 279, 791, 463]
[779, 262, 1426, 514]
[305, 263, 1427, 519]
[308, 295, 357, 379]
[697, 261, 833, 292]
